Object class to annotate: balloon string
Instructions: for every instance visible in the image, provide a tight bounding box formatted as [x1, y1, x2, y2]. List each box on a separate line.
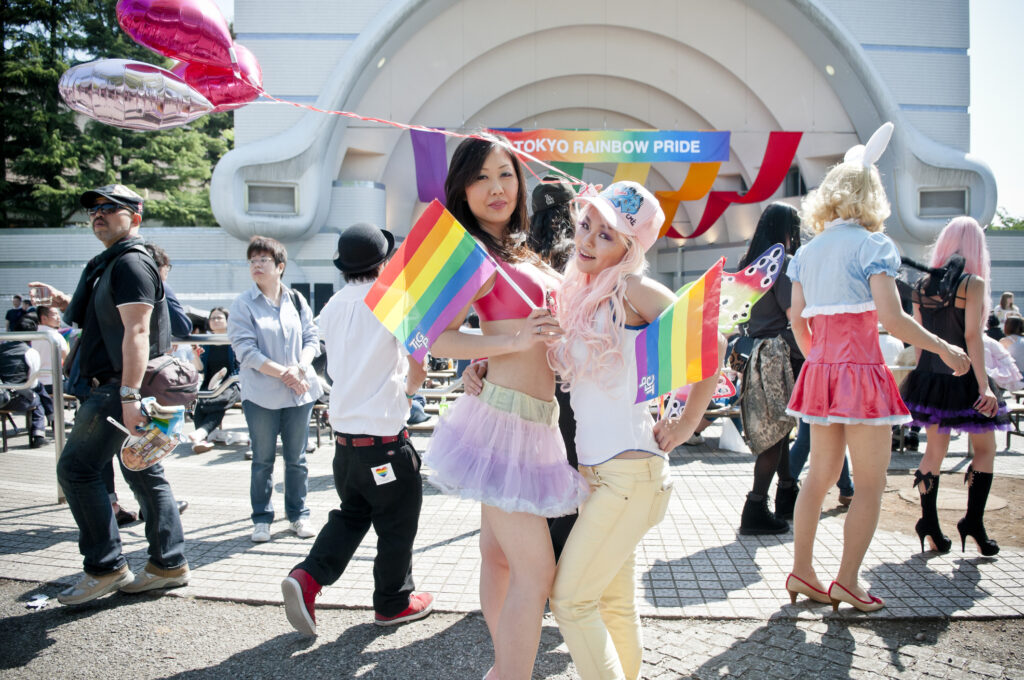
[255, 89, 586, 188]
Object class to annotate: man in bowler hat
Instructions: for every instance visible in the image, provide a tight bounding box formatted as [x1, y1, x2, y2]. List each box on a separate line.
[281, 222, 432, 636]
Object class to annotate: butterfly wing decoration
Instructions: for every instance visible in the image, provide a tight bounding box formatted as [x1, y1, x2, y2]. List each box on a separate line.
[716, 243, 786, 335]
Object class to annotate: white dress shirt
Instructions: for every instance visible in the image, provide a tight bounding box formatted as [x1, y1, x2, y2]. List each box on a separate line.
[319, 281, 410, 436]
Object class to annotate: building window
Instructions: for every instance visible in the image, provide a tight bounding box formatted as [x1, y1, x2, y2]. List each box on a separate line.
[783, 167, 806, 197]
[246, 183, 298, 215]
[919, 189, 967, 218]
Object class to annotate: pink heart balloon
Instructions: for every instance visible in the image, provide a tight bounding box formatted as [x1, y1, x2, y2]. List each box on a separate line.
[59, 59, 213, 131]
[117, 0, 234, 68]
[171, 43, 262, 112]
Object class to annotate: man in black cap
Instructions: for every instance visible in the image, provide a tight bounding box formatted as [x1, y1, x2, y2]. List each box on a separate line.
[281, 222, 432, 637]
[528, 175, 576, 273]
[29, 184, 189, 605]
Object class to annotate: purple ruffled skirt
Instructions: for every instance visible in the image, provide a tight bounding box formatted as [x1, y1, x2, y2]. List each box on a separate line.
[900, 368, 1011, 434]
[425, 379, 588, 517]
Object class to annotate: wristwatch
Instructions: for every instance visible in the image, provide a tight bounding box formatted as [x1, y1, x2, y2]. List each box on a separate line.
[119, 386, 142, 402]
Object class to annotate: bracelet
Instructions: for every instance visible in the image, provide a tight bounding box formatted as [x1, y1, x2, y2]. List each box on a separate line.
[405, 392, 416, 399]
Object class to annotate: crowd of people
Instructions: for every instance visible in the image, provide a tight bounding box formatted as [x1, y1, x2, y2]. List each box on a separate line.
[1, 123, 1019, 680]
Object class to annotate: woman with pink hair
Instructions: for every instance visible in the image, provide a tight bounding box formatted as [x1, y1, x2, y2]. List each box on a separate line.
[900, 216, 1011, 557]
[546, 181, 721, 680]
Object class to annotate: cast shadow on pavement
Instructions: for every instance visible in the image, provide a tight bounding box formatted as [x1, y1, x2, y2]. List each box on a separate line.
[0, 583, 141, 671]
[642, 539, 776, 607]
[155, 616, 572, 680]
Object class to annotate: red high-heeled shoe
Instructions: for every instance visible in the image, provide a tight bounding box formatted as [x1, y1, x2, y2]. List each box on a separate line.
[785, 573, 831, 604]
[828, 581, 884, 613]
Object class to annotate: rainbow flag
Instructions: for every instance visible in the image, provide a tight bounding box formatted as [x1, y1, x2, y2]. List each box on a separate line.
[364, 200, 496, 361]
[634, 258, 724, 403]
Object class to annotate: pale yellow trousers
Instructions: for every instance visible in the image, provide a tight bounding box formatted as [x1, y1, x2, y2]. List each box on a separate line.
[549, 456, 673, 680]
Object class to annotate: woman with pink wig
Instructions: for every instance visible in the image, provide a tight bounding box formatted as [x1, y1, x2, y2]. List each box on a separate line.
[900, 216, 1011, 557]
[546, 181, 721, 680]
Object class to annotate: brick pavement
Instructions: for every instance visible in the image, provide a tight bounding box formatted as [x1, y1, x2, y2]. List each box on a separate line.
[1, 411, 1022, 623]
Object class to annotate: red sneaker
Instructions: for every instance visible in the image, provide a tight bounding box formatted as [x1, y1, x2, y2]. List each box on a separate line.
[374, 592, 434, 626]
[281, 568, 321, 636]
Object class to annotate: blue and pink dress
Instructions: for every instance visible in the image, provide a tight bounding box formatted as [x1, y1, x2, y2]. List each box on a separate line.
[785, 220, 911, 426]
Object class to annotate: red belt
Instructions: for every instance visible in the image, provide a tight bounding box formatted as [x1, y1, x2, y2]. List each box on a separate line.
[336, 430, 409, 448]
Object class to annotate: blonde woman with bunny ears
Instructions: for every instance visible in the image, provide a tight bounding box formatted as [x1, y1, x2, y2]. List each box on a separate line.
[546, 182, 722, 680]
[783, 124, 970, 613]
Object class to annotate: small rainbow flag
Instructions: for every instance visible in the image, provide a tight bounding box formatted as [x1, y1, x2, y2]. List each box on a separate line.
[364, 200, 497, 361]
[634, 258, 724, 403]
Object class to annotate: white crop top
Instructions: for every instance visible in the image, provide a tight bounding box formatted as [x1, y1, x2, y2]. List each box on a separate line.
[569, 321, 663, 466]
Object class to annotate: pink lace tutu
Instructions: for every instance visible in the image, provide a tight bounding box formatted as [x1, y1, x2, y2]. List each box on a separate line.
[787, 310, 911, 426]
[425, 380, 589, 517]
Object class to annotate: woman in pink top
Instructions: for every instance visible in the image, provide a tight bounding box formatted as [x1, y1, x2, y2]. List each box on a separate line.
[425, 134, 588, 680]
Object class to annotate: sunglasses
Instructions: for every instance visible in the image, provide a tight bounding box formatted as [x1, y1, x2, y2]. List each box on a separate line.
[87, 202, 134, 216]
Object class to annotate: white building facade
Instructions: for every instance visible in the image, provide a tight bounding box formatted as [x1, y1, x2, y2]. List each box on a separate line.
[3, 0, 1014, 314]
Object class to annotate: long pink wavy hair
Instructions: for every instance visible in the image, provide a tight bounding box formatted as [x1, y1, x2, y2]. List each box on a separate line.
[929, 216, 992, 320]
[547, 213, 649, 391]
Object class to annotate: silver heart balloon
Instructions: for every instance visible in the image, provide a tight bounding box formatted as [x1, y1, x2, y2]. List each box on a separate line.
[59, 59, 213, 131]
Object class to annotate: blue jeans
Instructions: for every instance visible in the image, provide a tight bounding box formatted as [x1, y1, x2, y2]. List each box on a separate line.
[56, 384, 186, 575]
[243, 400, 314, 525]
[6, 388, 46, 436]
[788, 420, 855, 497]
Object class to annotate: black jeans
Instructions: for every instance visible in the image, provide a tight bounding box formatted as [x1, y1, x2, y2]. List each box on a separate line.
[56, 384, 186, 575]
[548, 387, 578, 561]
[296, 431, 423, 617]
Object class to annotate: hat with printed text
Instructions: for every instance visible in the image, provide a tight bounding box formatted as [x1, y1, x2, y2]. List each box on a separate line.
[574, 181, 664, 253]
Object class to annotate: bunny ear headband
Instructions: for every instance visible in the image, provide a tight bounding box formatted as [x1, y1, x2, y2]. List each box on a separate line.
[843, 121, 894, 167]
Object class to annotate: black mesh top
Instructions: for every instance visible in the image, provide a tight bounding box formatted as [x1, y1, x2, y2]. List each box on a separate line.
[912, 273, 969, 375]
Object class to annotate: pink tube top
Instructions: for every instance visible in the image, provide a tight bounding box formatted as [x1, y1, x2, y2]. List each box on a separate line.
[474, 258, 555, 322]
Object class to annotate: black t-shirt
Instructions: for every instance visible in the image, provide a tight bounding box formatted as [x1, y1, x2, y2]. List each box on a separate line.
[5, 307, 23, 329]
[79, 250, 161, 382]
[744, 255, 800, 359]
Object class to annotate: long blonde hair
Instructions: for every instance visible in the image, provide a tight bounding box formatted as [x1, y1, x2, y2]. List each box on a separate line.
[547, 227, 649, 391]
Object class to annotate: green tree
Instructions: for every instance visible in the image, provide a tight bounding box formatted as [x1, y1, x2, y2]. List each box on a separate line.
[2, 0, 232, 228]
[992, 208, 1024, 231]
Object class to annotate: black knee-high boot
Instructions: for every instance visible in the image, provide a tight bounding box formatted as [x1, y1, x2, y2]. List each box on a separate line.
[914, 470, 951, 553]
[957, 466, 999, 556]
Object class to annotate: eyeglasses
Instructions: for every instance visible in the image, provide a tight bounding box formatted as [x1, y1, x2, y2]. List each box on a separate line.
[209, 315, 227, 322]
[248, 257, 275, 266]
[87, 202, 132, 216]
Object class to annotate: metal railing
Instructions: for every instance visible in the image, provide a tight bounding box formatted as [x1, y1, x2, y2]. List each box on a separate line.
[0, 331, 68, 502]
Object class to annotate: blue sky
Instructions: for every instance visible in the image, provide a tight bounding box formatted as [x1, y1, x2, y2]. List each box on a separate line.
[213, 0, 1022, 220]
[970, 0, 1024, 219]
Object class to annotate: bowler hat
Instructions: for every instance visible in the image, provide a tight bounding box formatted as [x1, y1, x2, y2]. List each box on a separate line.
[333, 222, 395, 274]
[80, 184, 144, 215]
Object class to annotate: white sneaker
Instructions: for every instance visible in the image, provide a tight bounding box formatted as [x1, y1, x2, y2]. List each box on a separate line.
[305, 440, 316, 454]
[191, 440, 214, 454]
[251, 523, 272, 543]
[120, 562, 190, 593]
[685, 433, 705, 446]
[208, 429, 228, 444]
[57, 566, 133, 605]
[290, 519, 316, 538]
[244, 449, 254, 460]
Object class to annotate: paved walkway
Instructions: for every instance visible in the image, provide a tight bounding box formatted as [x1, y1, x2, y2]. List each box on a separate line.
[1, 411, 1022, 623]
